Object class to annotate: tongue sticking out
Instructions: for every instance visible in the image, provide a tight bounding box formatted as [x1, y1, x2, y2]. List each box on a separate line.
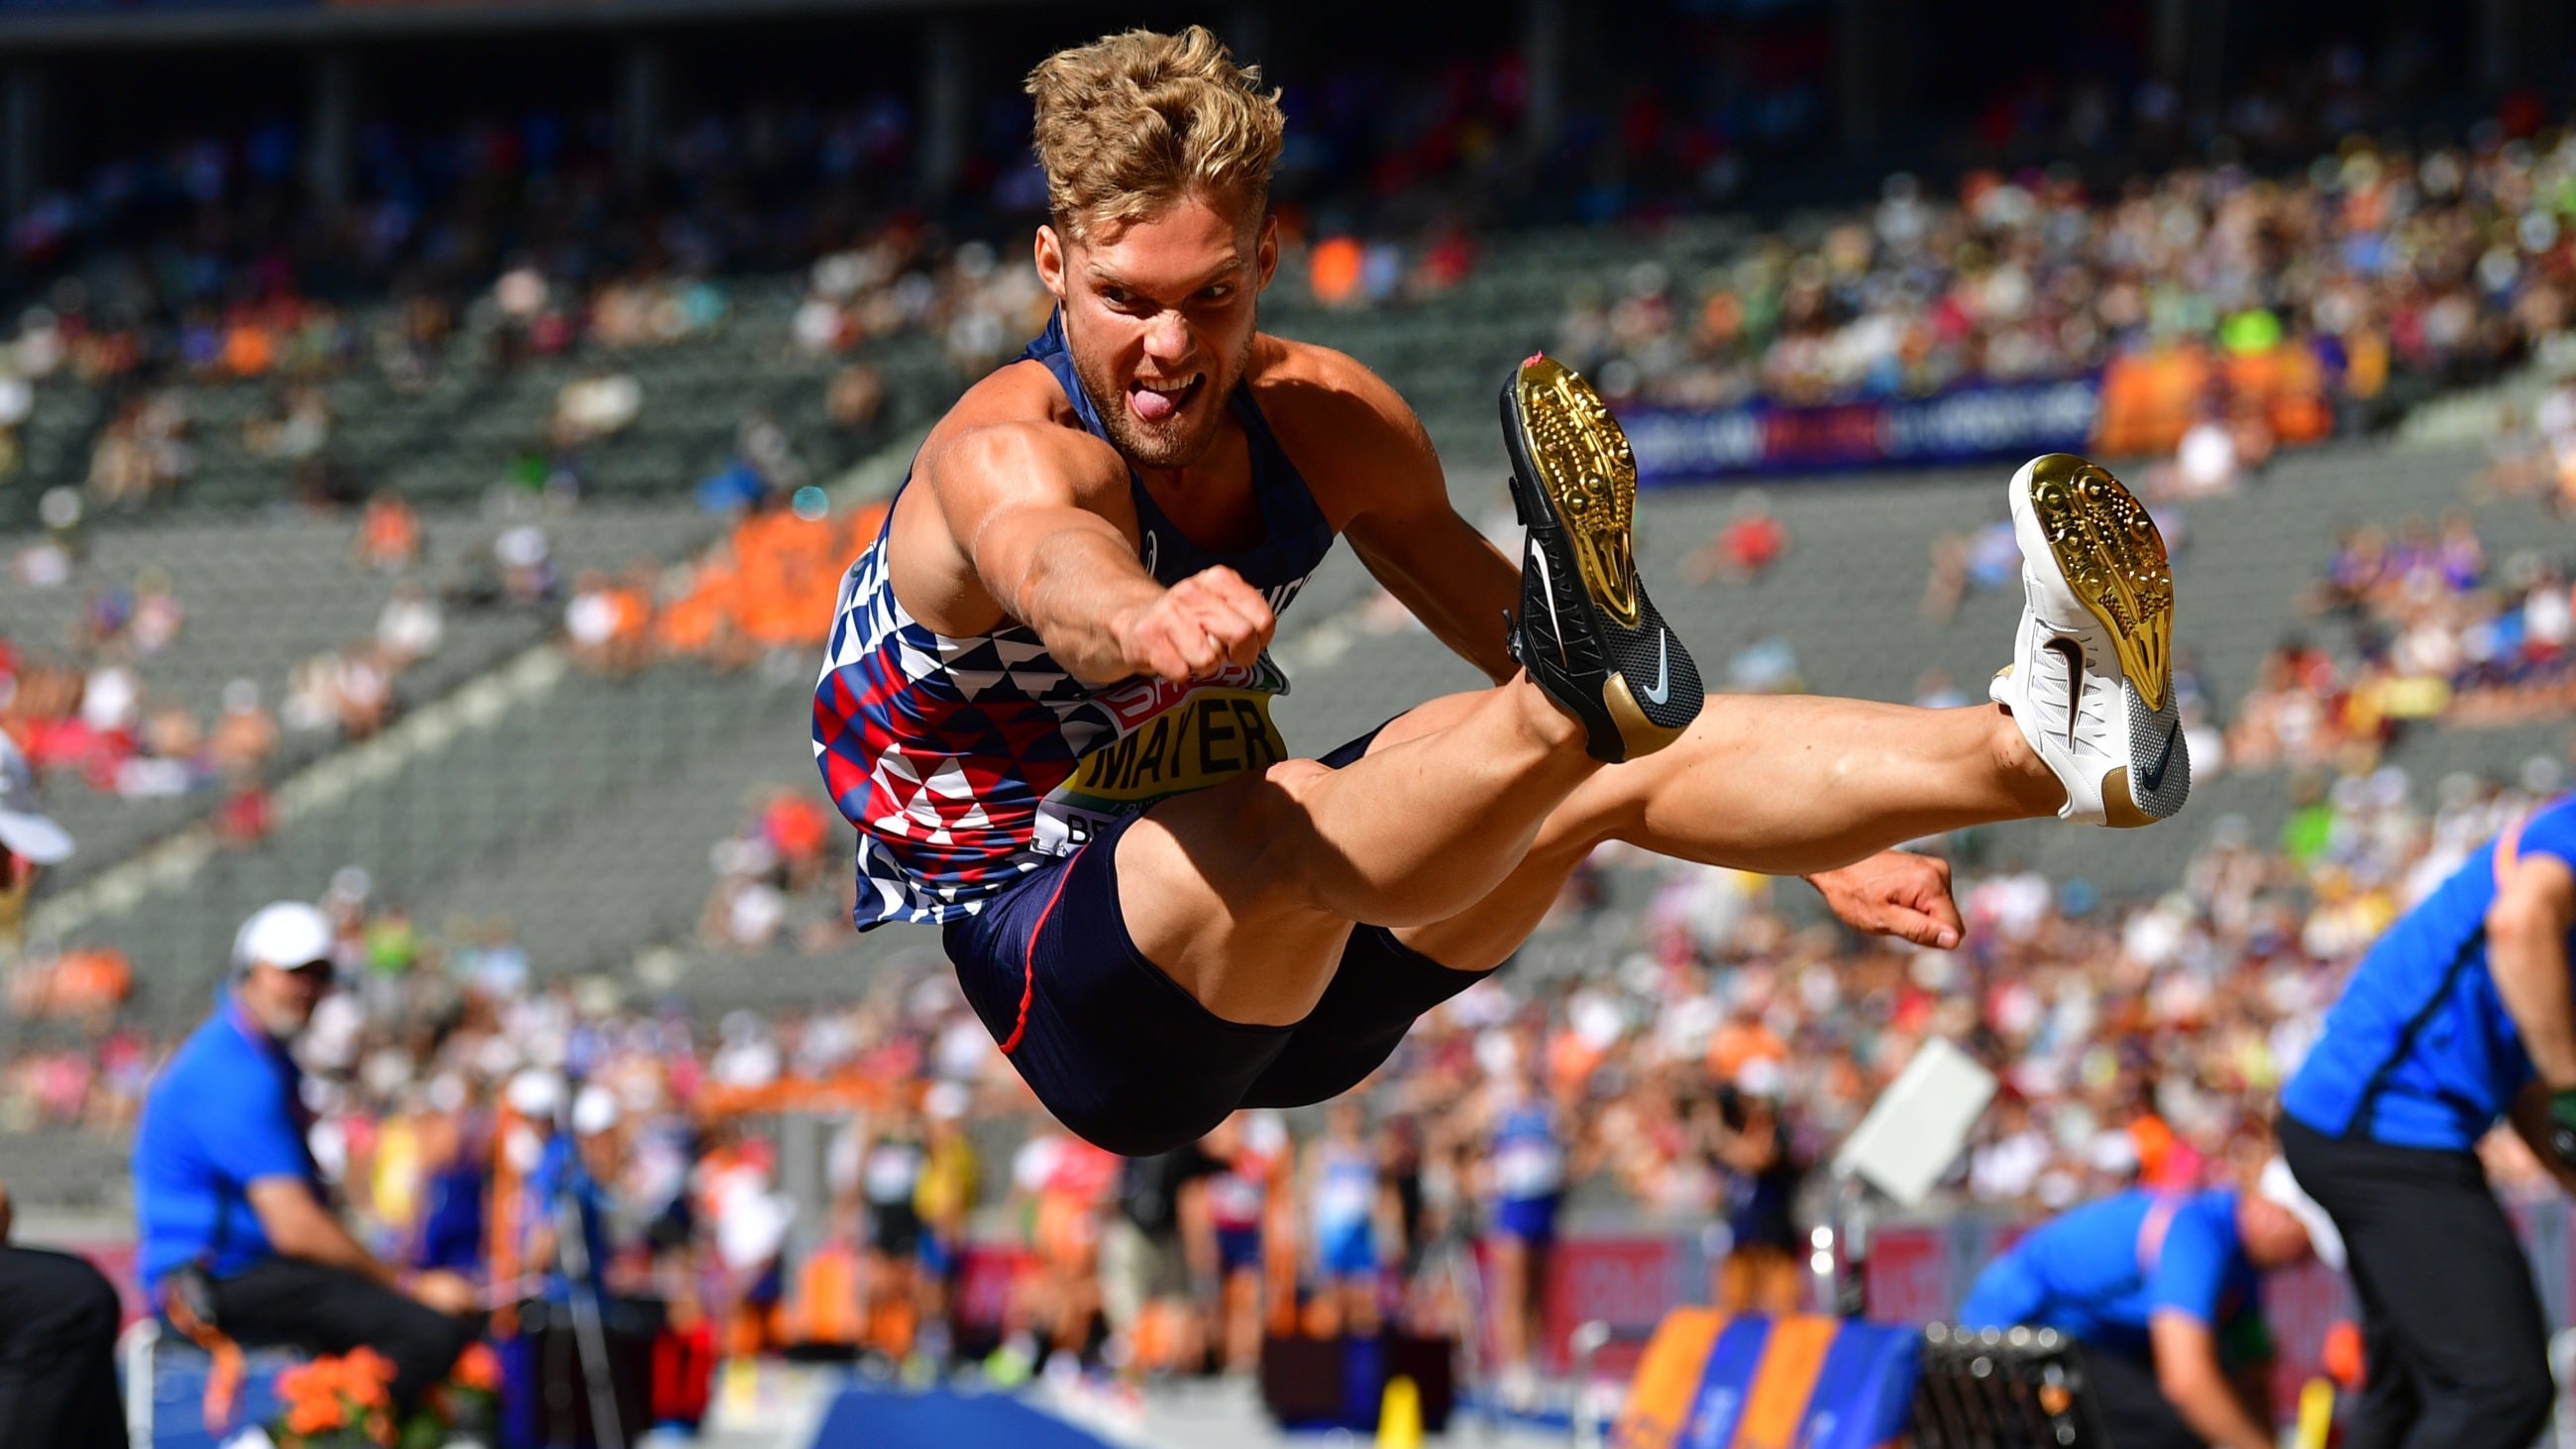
[1130, 383, 1183, 422]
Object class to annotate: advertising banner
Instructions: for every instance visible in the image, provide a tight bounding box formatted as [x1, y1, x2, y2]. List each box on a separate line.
[1623, 377, 2102, 486]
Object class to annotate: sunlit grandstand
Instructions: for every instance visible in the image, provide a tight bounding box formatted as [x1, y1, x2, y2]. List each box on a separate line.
[4, 4, 2576, 1448]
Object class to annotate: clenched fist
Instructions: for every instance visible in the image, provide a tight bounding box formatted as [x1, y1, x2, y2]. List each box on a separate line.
[1118, 566, 1276, 683]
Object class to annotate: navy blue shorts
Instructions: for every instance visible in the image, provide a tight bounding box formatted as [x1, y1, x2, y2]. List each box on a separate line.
[944, 727, 1494, 1157]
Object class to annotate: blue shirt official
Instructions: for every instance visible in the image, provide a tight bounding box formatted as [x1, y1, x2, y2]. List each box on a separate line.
[2282, 797, 2576, 1150]
[1959, 1189, 2261, 1360]
[132, 1000, 319, 1288]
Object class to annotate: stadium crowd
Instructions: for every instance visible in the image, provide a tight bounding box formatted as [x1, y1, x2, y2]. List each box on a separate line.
[2214, 501, 2576, 769]
[1548, 130, 2576, 420]
[0, 56, 2561, 472]
[10, 727, 2572, 1404]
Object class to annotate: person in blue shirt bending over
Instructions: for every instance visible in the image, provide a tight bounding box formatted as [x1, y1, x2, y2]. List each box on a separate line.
[2280, 793, 2576, 1448]
[133, 901, 482, 1411]
[1958, 1162, 2335, 1449]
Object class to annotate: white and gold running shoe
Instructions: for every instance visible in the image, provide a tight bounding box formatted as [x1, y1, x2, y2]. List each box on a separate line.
[1989, 453, 2189, 828]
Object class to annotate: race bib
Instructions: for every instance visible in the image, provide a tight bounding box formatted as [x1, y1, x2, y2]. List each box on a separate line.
[1034, 660, 1290, 855]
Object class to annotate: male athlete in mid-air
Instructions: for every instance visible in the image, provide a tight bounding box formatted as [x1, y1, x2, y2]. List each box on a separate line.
[814, 27, 2188, 1156]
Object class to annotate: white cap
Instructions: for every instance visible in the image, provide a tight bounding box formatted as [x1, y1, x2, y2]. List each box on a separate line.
[571, 1083, 621, 1137]
[506, 1068, 566, 1123]
[0, 732, 72, 865]
[924, 1080, 971, 1122]
[2259, 1157, 2346, 1273]
[232, 901, 334, 972]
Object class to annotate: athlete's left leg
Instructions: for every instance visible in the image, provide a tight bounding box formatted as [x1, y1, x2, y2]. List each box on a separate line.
[1386, 449, 2188, 973]
[1370, 691, 2055, 971]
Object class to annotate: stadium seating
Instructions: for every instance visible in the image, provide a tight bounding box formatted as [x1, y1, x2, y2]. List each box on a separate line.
[49, 280, 2536, 1012]
[0, 1125, 130, 1210]
[7, 502, 729, 892]
[11, 221, 2575, 1205]
[0, 283, 950, 531]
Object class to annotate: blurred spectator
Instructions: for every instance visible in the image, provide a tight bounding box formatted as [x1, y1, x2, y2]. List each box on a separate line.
[333, 644, 394, 739]
[1684, 490, 1791, 585]
[565, 569, 651, 676]
[1103, 1139, 1220, 1380]
[243, 383, 332, 464]
[85, 390, 192, 508]
[552, 372, 643, 448]
[377, 584, 445, 669]
[1710, 1067, 1805, 1315]
[827, 362, 887, 434]
[6, 942, 133, 1027]
[355, 492, 422, 573]
[1483, 1073, 1564, 1409]
[133, 902, 480, 1411]
[494, 524, 556, 606]
[1300, 1100, 1387, 1339]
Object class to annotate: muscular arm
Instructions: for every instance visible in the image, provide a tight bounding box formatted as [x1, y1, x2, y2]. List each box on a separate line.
[1274, 346, 1519, 683]
[1343, 500, 1519, 685]
[247, 1176, 402, 1287]
[250, 1179, 479, 1312]
[2149, 1311, 2274, 1449]
[907, 416, 1277, 688]
[2488, 851, 2576, 1090]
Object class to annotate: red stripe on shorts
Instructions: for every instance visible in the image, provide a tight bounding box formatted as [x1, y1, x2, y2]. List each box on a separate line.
[1000, 848, 1085, 1056]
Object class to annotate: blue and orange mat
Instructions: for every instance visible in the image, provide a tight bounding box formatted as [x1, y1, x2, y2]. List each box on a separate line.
[1611, 1310, 1919, 1449]
[808, 1382, 1119, 1449]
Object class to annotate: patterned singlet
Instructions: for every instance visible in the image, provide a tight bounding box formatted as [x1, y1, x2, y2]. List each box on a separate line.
[812, 311, 1337, 929]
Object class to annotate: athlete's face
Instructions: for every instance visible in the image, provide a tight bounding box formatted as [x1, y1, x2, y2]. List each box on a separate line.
[1036, 192, 1277, 472]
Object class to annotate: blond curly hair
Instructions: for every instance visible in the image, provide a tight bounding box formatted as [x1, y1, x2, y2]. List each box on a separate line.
[1025, 26, 1286, 240]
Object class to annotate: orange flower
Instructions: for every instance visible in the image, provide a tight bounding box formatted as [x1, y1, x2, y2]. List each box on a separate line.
[281, 1387, 339, 1425]
[333, 1347, 394, 1407]
[275, 1362, 322, 1403]
[453, 1341, 502, 1392]
[286, 1396, 342, 1435]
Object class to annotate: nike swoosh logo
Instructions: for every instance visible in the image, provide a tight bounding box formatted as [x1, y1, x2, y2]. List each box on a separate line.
[1531, 547, 1568, 666]
[1641, 631, 1672, 706]
[2139, 718, 2181, 794]
[2045, 637, 2085, 751]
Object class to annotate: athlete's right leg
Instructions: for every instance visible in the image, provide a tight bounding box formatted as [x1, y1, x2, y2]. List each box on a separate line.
[1113, 673, 1594, 1025]
[1116, 356, 1704, 1028]
[947, 358, 1698, 1155]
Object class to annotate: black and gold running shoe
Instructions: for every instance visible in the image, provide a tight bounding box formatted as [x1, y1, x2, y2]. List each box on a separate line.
[1501, 354, 1703, 763]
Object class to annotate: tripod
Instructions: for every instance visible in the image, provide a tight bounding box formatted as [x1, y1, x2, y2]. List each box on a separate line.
[545, 1177, 626, 1449]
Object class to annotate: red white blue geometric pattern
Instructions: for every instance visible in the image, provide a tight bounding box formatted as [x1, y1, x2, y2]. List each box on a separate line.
[812, 530, 1128, 927]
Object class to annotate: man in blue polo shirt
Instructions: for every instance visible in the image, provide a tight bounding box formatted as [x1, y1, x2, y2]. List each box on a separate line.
[1959, 1164, 2333, 1449]
[133, 901, 481, 1409]
[2280, 793, 2576, 1448]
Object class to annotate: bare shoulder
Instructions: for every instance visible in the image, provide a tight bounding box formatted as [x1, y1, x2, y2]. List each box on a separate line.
[916, 357, 1126, 506]
[918, 356, 1078, 456]
[1244, 334, 1430, 448]
[1242, 335, 1441, 523]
